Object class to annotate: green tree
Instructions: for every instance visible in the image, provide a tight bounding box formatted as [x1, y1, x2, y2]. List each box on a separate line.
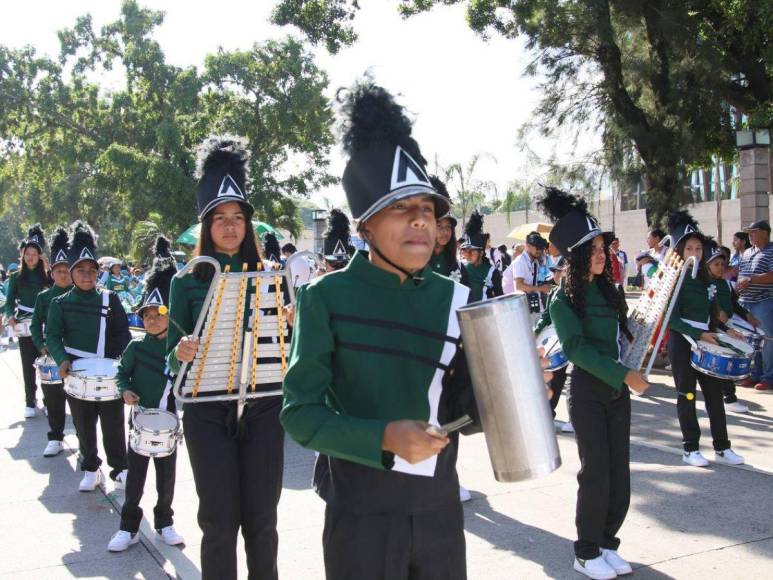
[271, 0, 772, 226]
[0, 0, 335, 258]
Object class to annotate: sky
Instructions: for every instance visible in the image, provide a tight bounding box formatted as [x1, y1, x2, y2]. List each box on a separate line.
[1, 0, 598, 208]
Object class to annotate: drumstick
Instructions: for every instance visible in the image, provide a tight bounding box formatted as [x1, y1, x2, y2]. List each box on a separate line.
[158, 306, 187, 337]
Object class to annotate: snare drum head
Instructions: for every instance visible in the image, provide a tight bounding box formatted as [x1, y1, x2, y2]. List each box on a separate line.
[71, 357, 119, 377]
[536, 326, 560, 350]
[134, 409, 177, 431]
[714, 334, 754, 355]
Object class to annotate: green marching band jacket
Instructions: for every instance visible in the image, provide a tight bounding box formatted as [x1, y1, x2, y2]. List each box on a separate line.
[118, 334, 170, 408]
[281, 251, 480, 515]
[667, 275, 713, 341]
[549, 279, 629, 391]
[30, 285, 72, 352]
[46, 286, 132, 364]
[533, 286, 559, 336]
[4, 269, 48, 320]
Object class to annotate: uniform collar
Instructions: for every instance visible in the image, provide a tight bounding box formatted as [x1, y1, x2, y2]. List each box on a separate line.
[73, 286, 99, 297]
[346, 250, 432, 290]
[214, 252, 243, 271]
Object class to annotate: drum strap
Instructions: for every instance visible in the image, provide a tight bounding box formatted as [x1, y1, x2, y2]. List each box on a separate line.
[681, 317, 709, 331]
[16, 304, 34, 314]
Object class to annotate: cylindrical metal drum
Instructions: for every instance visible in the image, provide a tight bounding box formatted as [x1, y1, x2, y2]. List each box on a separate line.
[457, 293, 561, 482]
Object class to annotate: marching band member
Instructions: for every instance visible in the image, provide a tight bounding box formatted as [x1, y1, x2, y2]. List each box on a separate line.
[322, 209, 355, 272]
[705, 240, 757, 414]
[533, 257, 573, 433]
[5, 225, 50, 418]
[665, 211, 745, 467]
[167, 136, 283, 580]
[46, 221, 131, 492]
[459, 210, 503, 302]
[105, 261, 129, 292]
[282, 79, 482, 580]
[262, 231, 283, 269]
[540, 187, 649, 580]
[108, 236, 184, 552]
[30, 227, 72, 456]
[428, 176, 461, 279]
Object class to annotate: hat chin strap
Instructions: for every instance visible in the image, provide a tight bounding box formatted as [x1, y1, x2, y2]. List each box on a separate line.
[367, 239, 424, 287]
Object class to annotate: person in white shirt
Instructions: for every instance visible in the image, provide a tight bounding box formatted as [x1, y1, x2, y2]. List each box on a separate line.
[503, 232, 553, 317]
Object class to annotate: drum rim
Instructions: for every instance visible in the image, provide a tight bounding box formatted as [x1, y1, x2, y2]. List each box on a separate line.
[689, 359, 751, 380]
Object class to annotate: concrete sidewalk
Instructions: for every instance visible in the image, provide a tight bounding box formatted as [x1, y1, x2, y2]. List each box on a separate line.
[1, 344, 772, 579]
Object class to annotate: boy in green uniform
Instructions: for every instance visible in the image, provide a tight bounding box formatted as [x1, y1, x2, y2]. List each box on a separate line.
[108, 236, 184, 552]
[46, 221, 131, 492]
[282, 80, 480, 580]
[5, 225, 50, 418]
[30, 227, 73, 456]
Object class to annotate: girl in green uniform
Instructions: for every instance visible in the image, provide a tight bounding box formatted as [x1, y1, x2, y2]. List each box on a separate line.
[5, 225, 50, 418]
[459, 210, 503, 302]
[540, 187, 649, 580]
[167, 136, 283, 580]
[428, 176, 460, 279]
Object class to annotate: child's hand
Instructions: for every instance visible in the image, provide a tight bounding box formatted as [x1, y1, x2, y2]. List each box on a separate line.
[123, 391, 140, 405]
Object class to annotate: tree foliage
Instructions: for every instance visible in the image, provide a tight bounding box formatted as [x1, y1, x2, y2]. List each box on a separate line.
[272, 0, 772, 227]
[0, 0, 335, 257]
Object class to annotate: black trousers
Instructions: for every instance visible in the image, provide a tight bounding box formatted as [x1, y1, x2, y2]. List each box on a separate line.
[42, 382, 67, 441]
[323, 502, 467, 580]
[183, 398, 284, 580]
[567, 367, 631, 560]
[120, 447, 176, 533]
[66, 395, 127, 479]
[667, 332, 730, 452]
[18, 336, 39, 407]
[723, 381, 738, 404]
[549, 366, 568, 417]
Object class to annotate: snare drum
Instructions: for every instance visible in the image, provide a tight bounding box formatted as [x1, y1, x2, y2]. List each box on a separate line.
[690, 334, 754, 381]
[34, 355, 61, 384]
[64, 357, 121, 401]
[536, 326, 569, 372]
[728, 318, 764, 353]
[13, 320, 32, 338]
[129, 407, 181, 458]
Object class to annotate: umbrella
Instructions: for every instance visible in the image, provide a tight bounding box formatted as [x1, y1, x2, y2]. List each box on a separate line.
[507, 222, 553, 241]
[98, 256, 121, 267]
[176, 220, 283, 246]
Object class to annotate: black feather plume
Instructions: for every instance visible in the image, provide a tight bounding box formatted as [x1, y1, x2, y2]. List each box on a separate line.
[263, 232, 281, 262]
[429, 175, 448, 199]
[49, 227, 69, 256]
[70, 220, 96, 253]
[465, 210, 484, 237]
[195, 135, 250, 182]
[325, 209, 352, 239]
[667, 210, 699, 234]
[153, 235, 172, 259]
[537, 187, 589, 222]
[28, 224, 46, 249]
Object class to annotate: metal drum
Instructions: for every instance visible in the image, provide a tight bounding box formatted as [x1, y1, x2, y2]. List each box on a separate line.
[34, 355, 61, 384]
[129, 407, 181, 458]
[457, 293, 561, 482]
[127, 312, 144, 330]
[64, 357, 121, 401]
[535, 326, 569, 372]
[728, 316, 764, 353]
[690, 334, 754, 380]
[13, 320, 32, 338]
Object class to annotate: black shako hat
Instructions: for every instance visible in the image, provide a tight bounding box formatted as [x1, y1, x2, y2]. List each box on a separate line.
[49, 227, 70, 267]
[323, 209, 355, 266]
[67, 221, 98, 270]
[667, 210, 703, 247]
[460, 210, 488, 250]
[429, 175, 457, 228]
[339, 79, 449, 225]
[194, 135, 254, 221]
[538, 187, 602, 255]
[19, 224, 46, 254]
[139, 236, 177, 313]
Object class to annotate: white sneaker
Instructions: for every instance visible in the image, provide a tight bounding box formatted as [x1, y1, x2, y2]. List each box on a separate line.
[725, 401, 749, 413]
[114, 469, 129, 491]
[157, 526, 185, 546]
[79, 469, 104, 492]
[601, 549, 633, 575]
[573, 555, 617, 579]
[107, 530, 139, 552]
[715, 448, 745, 465]
[43, 440, 63, 457]
[682, 451, 710, 467]
[24, 407, 36, 419]
[561, 421, 575, 433]
[459, 485, 472, 503]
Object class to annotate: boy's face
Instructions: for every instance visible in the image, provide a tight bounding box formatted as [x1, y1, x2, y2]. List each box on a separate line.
[142, 306, 169, 337]
[72, 263, 98, 291]
[51, 263, 72, 288]
[362, 195, 436, 275]
[708, 257, 726, 278]
[461, 247, 482, 265]
[682, 237, 703, 262]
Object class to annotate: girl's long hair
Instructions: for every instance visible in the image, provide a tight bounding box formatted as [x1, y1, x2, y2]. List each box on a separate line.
[193, 205, 261, 281]
[18, 246, 50, 289]
[437, 217, 459, 272]
[674, 234, 712, 286]
[564, 237, 631, 340]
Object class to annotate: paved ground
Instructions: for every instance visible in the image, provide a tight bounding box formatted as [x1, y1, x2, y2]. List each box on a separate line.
[1, 342, 772, 579]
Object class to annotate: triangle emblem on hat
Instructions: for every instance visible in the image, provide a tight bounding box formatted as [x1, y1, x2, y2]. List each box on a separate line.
[332, 240, 348, 256]
[54, 250, 67, 263]
[217, 174, 245, 200]
[586, 215, 599, 232]
[684, 224, 695, 235]
[144, 288, 164, 307]
[79, 247, 95, 260]
[390, 146, 430, 190]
